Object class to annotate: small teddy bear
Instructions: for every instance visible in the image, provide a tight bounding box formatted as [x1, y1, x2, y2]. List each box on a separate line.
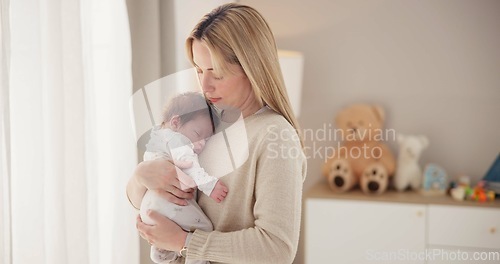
[323, 104, 396, 195]
[394, 134, 429, 191]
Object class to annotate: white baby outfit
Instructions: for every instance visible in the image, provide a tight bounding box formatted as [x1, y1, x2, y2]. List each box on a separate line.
[140, 125, 216, 264]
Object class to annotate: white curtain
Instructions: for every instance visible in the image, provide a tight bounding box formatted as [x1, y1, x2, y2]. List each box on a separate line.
[1, 0, 139, 263]
[1, 0, 12, 263]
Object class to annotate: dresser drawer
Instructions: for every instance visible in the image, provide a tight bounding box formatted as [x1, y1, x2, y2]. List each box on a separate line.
[306, 199, 426, 264]
[428, 205, 500, 249]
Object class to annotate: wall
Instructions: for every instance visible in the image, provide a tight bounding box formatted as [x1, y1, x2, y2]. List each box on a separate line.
[126, 1, 161, 263]
[241, 0, 500, 189]
[242, 0, 500, 263]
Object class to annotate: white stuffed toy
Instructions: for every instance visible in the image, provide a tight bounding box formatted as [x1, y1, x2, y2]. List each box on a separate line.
[394, 134, 429, 191]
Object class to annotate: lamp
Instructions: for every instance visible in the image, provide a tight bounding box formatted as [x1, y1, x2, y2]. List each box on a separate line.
[278, 50, 304, 117]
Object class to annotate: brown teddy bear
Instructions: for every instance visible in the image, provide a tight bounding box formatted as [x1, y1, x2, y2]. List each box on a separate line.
[322, 104, 396, 194]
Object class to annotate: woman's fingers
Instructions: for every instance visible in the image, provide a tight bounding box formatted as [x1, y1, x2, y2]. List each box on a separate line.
[163, 161, 195, 194]
[170, 185, 194, 199]
[137, 214, 152, 228]
[136, 214, 154, 244]
[139, 210, 168, 242]
[168, 161, 194, 190]
[155, 189, 189, 206]
[136, 210, 186, 251]
[137, 158, 195, 206]
[175, 166, 197, 189]
[146, 209, 163, 222]
[172, 159, 193, 170]
[139, 231, 148, 241]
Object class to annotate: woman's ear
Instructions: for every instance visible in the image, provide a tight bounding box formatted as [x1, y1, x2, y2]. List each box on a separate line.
[169, 115, 181, 129]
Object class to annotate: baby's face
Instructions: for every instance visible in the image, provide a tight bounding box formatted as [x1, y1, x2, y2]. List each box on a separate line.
[177, 114, 214, 154]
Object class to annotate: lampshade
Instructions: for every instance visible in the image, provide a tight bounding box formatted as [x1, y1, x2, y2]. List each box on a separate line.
[278, 50, 304, 117]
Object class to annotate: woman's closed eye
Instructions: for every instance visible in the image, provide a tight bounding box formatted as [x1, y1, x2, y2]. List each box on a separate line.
[211, 71, 224, 80]
[196, 67, 223, 80]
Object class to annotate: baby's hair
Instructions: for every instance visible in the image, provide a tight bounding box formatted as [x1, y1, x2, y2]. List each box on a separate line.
[161, 92, 219, 133]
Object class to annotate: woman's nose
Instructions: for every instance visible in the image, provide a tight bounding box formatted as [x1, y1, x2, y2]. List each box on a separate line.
[200, 74, 214, 92]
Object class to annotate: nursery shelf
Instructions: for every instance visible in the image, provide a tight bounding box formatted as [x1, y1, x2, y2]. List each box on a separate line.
[306, 181, 500, 209]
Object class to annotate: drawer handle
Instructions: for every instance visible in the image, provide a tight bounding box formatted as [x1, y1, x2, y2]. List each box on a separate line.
[490, 227, 496, 234]
[416, 211, 423, 217]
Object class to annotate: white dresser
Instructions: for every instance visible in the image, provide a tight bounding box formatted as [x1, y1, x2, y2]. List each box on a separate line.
[305, 182, 500, 264]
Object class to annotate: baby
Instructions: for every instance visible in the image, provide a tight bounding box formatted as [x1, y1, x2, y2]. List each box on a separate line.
[140, 92, 228, 264]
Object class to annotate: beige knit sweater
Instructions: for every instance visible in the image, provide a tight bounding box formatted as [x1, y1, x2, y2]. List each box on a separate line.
[173, 108, 306, 264]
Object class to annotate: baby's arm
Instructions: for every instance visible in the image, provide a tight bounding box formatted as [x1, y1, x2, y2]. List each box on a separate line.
[169, 139, 227, 199]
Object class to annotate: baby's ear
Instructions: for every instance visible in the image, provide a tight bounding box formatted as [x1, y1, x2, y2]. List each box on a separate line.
[169, 115, 181, 129]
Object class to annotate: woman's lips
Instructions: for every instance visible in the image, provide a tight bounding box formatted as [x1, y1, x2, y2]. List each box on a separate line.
[208, 97, 221, 103]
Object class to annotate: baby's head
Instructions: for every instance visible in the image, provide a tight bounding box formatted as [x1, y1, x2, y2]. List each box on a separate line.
[162, 92, 218, 154]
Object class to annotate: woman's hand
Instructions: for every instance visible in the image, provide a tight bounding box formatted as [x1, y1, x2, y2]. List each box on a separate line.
[132, 159, 195, 206]
[137, 210, 187, 252]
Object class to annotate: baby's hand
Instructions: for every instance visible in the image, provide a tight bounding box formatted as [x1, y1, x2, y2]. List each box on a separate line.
[210, 180, 228, 203]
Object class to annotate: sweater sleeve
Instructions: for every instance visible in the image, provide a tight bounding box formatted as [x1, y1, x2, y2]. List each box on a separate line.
[187, 124, 307, 264]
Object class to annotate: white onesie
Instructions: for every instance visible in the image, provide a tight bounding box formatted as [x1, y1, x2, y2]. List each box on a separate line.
[140, 125, 215, 264]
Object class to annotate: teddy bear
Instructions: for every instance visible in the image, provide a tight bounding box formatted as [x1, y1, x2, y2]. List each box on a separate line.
[393, 134, 429, 191]
[322, 104, 396, 194]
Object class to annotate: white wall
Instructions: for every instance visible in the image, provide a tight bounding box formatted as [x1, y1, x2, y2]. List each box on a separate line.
[126, 1, 162, 263]
[242, 0, 500, 189]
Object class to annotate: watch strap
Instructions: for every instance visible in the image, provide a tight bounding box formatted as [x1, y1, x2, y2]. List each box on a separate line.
[179, 232, 193, 258]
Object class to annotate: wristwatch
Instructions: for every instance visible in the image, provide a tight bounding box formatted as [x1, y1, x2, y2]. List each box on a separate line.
[179, 246, 188, 258]
[179, 232, 193, 258]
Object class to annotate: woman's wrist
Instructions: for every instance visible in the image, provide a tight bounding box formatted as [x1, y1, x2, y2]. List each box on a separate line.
[176, 230, 188, 251]
[179, 232, 192, 258]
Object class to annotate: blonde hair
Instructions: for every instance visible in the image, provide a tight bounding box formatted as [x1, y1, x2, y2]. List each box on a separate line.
[186, 3, 303, 147]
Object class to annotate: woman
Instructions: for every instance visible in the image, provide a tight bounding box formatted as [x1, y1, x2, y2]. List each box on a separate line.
[127, 3, 306, 263]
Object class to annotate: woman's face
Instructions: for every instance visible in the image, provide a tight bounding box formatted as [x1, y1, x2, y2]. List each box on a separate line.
[192, 40, 259, 116]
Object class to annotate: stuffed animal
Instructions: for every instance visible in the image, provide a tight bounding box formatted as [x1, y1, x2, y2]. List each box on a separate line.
[322, 104, 396, 194]
[421, 163, 447, 195]
[394, 134, 429, 191]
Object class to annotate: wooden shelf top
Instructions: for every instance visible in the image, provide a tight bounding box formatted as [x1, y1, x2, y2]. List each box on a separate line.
[306, 180, 500, 209]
